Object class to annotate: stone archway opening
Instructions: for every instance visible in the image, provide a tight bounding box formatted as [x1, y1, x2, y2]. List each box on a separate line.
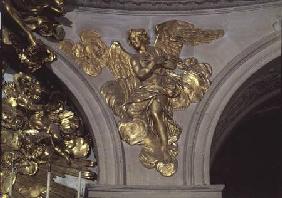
[210, 57, 281, 198]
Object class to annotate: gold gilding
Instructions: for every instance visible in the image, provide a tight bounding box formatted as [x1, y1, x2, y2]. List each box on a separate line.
[1, 73, 96, 197]
[2, 0, 97, 196]
[59, 30, 109, 76]
[60, 20, 224, 176]
[0, 170, 16, 194]
[2, 0, 66, 72]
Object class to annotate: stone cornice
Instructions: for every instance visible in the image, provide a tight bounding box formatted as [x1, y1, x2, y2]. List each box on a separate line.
[86, 185, 225, 198]
[67, 0, 282, 11]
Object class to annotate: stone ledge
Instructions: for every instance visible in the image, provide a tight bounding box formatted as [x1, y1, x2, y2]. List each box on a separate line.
[85, 185, 224, 198]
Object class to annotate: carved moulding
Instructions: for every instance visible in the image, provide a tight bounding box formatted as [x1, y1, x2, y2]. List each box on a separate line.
[86, 185, 225, 198]
[60, 20, 224, 176]
[211, 57, 281, 166]
[183, 32, 281, 185]
[67, 0, 281, 11]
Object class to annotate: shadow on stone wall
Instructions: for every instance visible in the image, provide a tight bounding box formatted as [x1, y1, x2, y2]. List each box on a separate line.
[211, 94, 282, 198]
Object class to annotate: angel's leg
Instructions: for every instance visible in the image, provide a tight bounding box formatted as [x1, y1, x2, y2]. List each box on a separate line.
[150, 96, 170, 162]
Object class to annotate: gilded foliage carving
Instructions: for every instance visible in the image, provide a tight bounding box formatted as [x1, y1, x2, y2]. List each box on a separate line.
[2, 73, 96, 197]
[1, 0, 97, 197]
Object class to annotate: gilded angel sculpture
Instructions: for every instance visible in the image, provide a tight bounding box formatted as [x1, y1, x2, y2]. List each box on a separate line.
[60, 20, 224, 176]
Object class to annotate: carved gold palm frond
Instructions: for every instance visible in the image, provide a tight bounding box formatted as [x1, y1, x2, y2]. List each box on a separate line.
[59, 31, 138, 84]
[154, 20, 224, 57]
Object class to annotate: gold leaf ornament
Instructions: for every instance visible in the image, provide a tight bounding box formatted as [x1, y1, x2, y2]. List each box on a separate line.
[59, 30, 110, 76]
[17, 161, 39, 176]
[118, 118, 148, 145]
[1, 130, 22, 150]
[156, 161, 177, 177]
[70, 137, 90, 158]
[1, 73, 97, 197]
[58, 110, 80, 133]
[2, 0, 97, 196]
[0, 170, 16, 195]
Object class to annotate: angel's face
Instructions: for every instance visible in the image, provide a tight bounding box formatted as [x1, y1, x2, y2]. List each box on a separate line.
[130, 36, 142, 50]
[128, 29, 149, 51]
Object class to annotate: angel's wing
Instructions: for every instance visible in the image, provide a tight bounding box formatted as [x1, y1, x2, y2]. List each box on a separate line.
[101, 42, 140, 117]
[60, 31, 139, 117]
[108, 42, 140, 98]
[154, 20, 224, 57]
[59, 30, 109, 76]
[108, 42, 135, 79]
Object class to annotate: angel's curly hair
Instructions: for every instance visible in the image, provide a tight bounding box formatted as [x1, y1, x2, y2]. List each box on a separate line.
[128, 29, 149, 45]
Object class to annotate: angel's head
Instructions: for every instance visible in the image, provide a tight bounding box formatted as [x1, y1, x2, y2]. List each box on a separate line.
[128, 29, 149, 51]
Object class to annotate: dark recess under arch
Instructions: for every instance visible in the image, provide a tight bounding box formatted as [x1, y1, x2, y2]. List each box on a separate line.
[210, 57, 282, 198]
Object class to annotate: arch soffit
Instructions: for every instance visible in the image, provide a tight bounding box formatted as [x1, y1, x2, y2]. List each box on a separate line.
[183, 32, 281, 185]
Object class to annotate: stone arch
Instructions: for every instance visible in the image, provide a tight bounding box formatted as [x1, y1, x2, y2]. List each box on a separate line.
[46, 47, 126, 185]
[183, 32, 281, 185]
[210, 58, 281, 168]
